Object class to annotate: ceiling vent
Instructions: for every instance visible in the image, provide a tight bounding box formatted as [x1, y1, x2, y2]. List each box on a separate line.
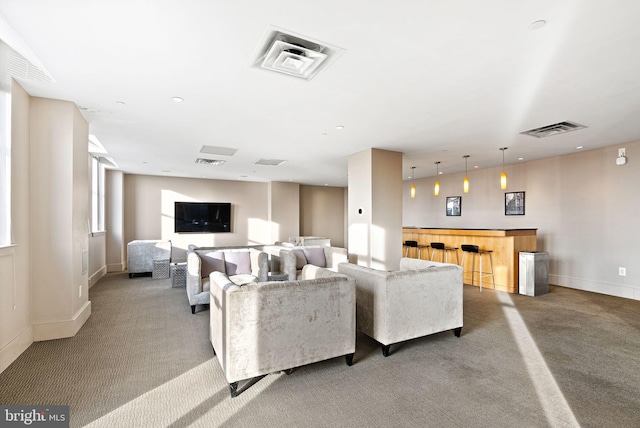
[520, 121, 587, 138]
[254, 158, 286, 166]
[195, 158, 225, 166]
[251, 26, 345, 80]
[200, 145, 237, 156]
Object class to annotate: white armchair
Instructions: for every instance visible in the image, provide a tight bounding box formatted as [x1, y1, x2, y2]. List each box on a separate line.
[272, 246, 348, 280]
[338, 258, 463, 356]
[186, 248, 268, 314]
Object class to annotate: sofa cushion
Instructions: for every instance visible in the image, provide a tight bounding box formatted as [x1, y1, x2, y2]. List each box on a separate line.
[303, 247, 326, 268]
[229, 274, 258, 286]
[225, 251, 252, 275]
[200, 251, 226, 279]
[292, 249, 308, 269]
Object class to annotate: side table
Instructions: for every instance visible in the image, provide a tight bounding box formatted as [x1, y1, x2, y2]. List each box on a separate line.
[171, 262, 187, 288]
[268, 272, 289, 282]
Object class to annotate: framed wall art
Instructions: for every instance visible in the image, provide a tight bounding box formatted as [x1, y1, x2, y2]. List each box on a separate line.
[505, 191, 525, 215]
[446, 196, 461, 216]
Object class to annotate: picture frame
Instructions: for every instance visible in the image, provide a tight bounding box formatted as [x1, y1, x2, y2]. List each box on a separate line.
[446, 196, 462, 216]
[505, 191, 525, 215]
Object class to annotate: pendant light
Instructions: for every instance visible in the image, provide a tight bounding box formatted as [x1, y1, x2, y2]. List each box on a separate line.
[434, 161, 441, 196]
[500, 147, 508, 190]
[410, 166, 416, 199]
[463, 155, 470, 193]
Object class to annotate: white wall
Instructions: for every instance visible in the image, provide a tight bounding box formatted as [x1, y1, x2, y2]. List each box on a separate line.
[105, 169, 125, 272]
[403, 141, 640, 300]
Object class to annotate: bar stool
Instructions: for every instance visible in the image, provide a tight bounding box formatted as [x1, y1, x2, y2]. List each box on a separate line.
[403, 240, 419, 258]
[461, 244, 495, 292]
[430, 242, 459, 264]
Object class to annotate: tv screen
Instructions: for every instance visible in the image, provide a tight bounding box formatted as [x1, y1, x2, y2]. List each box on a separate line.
[175, 202, 231, 233]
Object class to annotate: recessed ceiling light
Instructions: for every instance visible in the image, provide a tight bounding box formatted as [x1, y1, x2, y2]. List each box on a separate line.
[115, 101, 126, 106]
[172, 97, 184, 103]
[576, 146, 584, 149]
[474, 165, 479, 168]
[336, 125, 344, 130]
[529, 20, 546, 30]
[321, 132, 328, 136]
[518, 157, 525, 161]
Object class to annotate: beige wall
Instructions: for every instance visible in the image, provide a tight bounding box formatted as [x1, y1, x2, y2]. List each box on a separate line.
[0, 81, 32, 373]
[124, 175, 272, 261]
[300, 185, 346, 248]
[1, 86, 92, 373]
[269, 181, 300, 244]
[105, 170, 125, 272]
[348, 148, 402, 269]
[403, 140, 640, 300]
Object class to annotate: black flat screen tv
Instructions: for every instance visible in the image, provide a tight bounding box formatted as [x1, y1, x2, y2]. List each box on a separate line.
[175, 202, 231, 233]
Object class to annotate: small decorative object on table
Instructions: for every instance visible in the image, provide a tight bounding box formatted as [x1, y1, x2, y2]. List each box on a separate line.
[171, 262, 187, 287]
[268, 272, 289, 282]
[153, 259, 170, 279]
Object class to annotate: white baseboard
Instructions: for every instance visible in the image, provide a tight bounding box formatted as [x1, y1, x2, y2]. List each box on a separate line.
[107, 262, 125, 273]
[550, 274, 640, 301]
[0, 326, 33, 374]
[89, 266, 107, 288]
[33, 301, 92, 342]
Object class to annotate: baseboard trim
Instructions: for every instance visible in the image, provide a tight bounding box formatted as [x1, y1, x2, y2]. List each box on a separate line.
[107, 262, 125, 273]
[0, 326, 33, 374]
[89, 266, 107, 288]
[550, 274, 640, 301]
[33, 301, 92, 342]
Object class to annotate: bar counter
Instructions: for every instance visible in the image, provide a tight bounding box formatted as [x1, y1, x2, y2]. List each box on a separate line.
[403, 228, 537, 293]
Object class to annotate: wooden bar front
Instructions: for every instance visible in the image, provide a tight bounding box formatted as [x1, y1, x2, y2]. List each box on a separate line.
[403, 228, 537, 293]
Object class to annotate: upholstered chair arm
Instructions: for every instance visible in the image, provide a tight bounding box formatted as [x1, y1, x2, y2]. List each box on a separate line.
[248, 249, 269, 282]
[325, 247, 348, 269]
[186, 251, 203, 300]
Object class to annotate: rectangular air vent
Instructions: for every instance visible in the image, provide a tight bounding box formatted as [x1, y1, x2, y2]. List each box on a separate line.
[254, 159, 286, 166]
[195, 158, 225, 166]
[520, 121, 587, 138]
[200, 145, 237, 156]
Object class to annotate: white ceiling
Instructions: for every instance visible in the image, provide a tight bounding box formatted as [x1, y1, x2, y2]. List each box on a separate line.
[2, 0, 640, 186]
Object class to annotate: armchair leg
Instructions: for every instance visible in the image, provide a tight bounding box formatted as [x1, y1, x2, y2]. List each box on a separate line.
[382, 344, 391, 357]
[128, 273, 133, 279]
[191, 305, 196, 314]
[345, 353, 354, 366]
[454, 327, 462, 337]
[229, 382, 239, 398]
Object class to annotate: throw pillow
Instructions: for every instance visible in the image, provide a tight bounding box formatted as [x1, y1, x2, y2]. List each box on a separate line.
[291, 249, 307, 269]
[303, 247, 326, 268]
[225, 251, 252, 275]
[200, 251, 225, 279]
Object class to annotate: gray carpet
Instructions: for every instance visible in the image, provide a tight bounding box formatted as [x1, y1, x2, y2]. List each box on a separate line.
[1, 272, 639, 428]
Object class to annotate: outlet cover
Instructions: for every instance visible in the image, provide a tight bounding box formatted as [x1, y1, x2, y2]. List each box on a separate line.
[619, 267, 626, 276]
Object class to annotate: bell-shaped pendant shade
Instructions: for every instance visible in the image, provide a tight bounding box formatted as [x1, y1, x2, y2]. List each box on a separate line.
[434, 181, 440, 196]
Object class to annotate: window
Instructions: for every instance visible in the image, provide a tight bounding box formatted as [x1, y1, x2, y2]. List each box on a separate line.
[0, 89, 11, 246]
[91, 156, 105, 233]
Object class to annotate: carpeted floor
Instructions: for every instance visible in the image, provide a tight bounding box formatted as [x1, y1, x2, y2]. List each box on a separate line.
[1, 272, 639, 428]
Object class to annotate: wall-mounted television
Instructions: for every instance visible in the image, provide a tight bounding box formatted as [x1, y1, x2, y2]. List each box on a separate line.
[175, 202, 231, 233]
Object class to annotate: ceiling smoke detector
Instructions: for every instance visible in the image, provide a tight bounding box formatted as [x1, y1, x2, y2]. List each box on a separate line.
[520, 121, 587, 138]
[251, 26, 345, 80]
[195, 158, 225, 166]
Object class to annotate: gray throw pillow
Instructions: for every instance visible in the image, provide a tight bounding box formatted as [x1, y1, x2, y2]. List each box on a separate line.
[225, 251, 252, 275]
[200, 251, 225, 278]
[291, 249, 308, 269]
[303, 247, 326, 268]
